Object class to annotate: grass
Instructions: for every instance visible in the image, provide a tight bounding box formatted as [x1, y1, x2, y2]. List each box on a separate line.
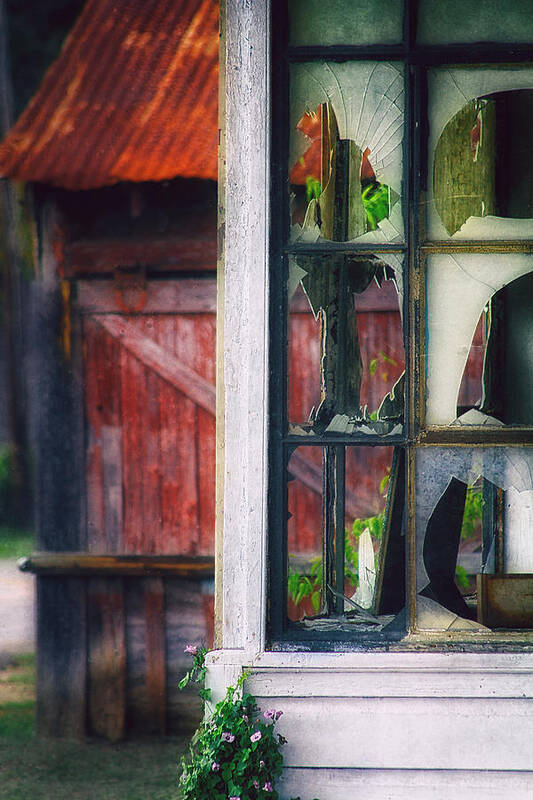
[0, 654, 188, 800]
[0, 527, 34, 559]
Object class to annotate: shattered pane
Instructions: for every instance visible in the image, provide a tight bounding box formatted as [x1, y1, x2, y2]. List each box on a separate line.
[418, 0, 533, 45]
[289, 0, 403, 47]
[427, 68, 533, 239]
[416, 447, 533, 630]
[288, 254, 404, 435]
[290, 62, 404, 244]
[288, 445, 403, 631]
[425, 254, 533, 426]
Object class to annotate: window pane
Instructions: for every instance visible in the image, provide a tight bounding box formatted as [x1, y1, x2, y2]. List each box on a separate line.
[424, 253, 533, 427]
[289, 0, 403, 47]
[418, 0, 533, 45]
[288, 445, 404, 631]
[287, 446, 323, 621]
[416, 447, 533, 631]
[427, 67, 533, 240]
[288, 254, 404, 435]
[290, 62, 404, 244]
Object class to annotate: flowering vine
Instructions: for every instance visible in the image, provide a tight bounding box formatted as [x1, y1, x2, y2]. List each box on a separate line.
[178, 645, 315, 800]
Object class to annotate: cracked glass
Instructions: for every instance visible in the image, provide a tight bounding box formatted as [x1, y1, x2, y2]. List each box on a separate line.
[288, 254, 404, 435]
[290, 62, 404, 244]
[425, 254, 533, 427]
[427, 67, 533, 240]
[416, 447, 533, 630]
[287, 445, 403, 631]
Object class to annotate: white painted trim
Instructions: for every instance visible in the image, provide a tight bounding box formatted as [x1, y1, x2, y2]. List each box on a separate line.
[222, 0, 270, 651]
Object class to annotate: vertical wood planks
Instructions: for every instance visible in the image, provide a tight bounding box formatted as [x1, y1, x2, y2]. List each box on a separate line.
[144, 578, 166, 734]
[36, 577, 87, 738]
[125, 578, 167, 734]
[85, 317, 123, 552]
[156, 315, 183, 552]
[139, 317, 162, 554]
[88, 577, 126, 740]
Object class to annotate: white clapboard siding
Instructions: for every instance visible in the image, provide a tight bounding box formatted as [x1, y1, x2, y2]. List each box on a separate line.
[252, 695, 533, 771]
[279, 767, 533, 800]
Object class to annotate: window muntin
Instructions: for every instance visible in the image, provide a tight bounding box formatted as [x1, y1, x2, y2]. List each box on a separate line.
[271, 2, 533, 646]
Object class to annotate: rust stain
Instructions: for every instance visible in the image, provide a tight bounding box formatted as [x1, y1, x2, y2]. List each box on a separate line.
[0, 0, 218, 189]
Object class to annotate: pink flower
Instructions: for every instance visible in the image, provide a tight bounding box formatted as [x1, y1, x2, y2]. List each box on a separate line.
[184, 644, 198, 655]
[229, 796, 240, 800]
[250, 731, 262, 743]
[275, 710, 283, 720]
[263, 709, 275, 720]
[253, 780, 259, 788]
[211, 762, 220, 772]
[263, 782, 273, 792]
[242, 714, 248, 722]
[222, 732, 235, 742]
[259, 760, 265, 768]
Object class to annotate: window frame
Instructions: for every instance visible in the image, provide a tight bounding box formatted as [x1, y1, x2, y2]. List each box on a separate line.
[267, 0, 533, 650]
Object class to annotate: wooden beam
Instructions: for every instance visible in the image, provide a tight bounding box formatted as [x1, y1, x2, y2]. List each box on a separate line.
[36, 577, 87, 737]
[93, 314, 216, 415]
[88, 578, 126, 741]
[76, 278, 216, 314]
[20, 553, 215, 578]
[65, 235, 217, 276]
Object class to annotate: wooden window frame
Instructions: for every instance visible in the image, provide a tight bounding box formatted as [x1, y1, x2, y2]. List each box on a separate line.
[267, 0, 533, 650]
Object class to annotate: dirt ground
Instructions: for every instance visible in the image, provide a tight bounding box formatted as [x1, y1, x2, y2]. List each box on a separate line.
[0, 559, 34, 665]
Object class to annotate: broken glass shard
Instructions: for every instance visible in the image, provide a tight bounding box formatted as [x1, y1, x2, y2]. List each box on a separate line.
[290, 62, 404, 244]
[288, 255, 404, 434]
[425, 254, 533, 426]
[288, 444, 401, 629]
[427, 68, 533, 239]
[416, 446, 533, 630]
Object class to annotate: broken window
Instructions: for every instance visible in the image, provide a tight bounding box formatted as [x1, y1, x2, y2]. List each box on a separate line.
[270, 1, 533, 645]
[428, 68, 533, 240]
[286, 445, 404, 634]
[288, 254, 404, 435]
[416, 448, 533, 630]
[290, 62, 404, 244]
[425, 254, 533, 426]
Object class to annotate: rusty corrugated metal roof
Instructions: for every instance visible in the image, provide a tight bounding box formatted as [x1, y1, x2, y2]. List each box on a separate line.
[0, 0, 218, 189]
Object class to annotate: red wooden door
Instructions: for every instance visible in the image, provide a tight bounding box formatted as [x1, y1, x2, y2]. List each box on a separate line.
[79, 278, 216, 556]
[76, 277, 217, 737]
